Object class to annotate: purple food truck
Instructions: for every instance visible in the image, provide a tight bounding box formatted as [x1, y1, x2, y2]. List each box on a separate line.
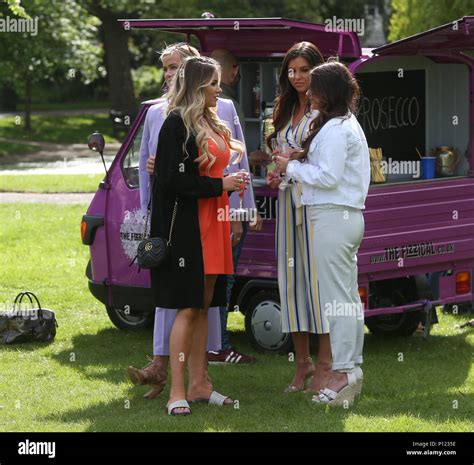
[81, 15, 474, 353]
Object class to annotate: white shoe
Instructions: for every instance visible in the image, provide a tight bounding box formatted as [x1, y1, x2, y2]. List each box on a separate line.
[166, 399, 191, 416]
[312, 369, 360, 407]
[353, 365, 363, 396]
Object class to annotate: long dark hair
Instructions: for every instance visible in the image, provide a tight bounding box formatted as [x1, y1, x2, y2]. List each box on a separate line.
[298, 60, 360, 159]
[266, 42, 324, 149]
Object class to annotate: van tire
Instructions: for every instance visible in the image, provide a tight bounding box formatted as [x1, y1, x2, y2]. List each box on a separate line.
[106, 306, 154, 330]
[365, 310, 423, 337]
[244, 290, 293, 354]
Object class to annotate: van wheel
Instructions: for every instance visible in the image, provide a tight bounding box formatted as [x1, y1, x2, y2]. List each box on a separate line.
[244, 290, 293, 354]
[106, 306, 154, 330]
[366, 310, 423, 337]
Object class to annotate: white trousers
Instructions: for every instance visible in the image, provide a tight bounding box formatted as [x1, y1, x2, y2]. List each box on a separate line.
[307, 204, 365, 370]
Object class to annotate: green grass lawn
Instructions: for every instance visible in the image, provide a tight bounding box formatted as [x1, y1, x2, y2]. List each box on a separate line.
[0, 114, 120, 144]
[0, 141, 41, 158]
[0, 174, 103, 193]
[0, 203, 473, 432]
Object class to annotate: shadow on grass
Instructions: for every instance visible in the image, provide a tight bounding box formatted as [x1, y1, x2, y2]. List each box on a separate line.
[38, 324, 474, 432]
[48, 326, 258, 385]
[49, 327, 155, 384]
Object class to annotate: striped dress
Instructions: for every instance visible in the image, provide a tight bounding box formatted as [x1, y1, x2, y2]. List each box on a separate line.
[276, 110, 329, 334]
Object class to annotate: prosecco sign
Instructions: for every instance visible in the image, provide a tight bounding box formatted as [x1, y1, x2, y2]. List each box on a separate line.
[357, 70, 426, 161]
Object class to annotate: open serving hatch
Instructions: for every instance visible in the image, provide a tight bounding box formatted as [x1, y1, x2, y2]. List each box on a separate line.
[118, 17, 362, 59]
[120, 15, 474, 183]
[373, 16, 474, 57]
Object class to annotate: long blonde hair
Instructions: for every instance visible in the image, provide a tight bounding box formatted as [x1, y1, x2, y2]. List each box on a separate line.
[167, 56, 243, 174]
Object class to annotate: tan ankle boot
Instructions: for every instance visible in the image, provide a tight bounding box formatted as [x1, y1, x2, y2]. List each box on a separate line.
[127, 361, 167, 386]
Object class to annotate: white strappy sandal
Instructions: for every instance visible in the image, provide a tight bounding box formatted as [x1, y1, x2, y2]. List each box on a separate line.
[313, 366, 363, 407]
[190, 390, 234, 406]
[167, 399, 191, 416]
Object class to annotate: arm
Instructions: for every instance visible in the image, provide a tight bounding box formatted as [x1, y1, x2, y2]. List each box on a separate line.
[138, 110, 152, 211]
[156, 114, 223, 198]
[228, 103, 257, 211]
[286, 126, 348, 190]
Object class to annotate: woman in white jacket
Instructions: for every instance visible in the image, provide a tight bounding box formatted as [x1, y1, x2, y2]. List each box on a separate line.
[275, 60, 370, 406]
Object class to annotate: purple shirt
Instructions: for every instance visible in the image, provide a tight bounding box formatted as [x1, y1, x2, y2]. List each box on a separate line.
[139, 97, 256, 214]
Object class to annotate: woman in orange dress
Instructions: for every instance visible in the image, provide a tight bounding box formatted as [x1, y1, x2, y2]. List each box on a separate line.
[198, 136, 235, 276]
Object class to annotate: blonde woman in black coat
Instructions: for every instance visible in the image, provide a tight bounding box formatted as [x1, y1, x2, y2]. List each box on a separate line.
[150, 56, 245, 416]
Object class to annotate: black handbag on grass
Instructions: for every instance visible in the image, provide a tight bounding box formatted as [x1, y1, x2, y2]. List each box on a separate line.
[0, 291, 58, 344]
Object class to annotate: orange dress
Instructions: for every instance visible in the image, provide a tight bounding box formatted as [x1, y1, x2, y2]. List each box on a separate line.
[198, 137, 234, 275]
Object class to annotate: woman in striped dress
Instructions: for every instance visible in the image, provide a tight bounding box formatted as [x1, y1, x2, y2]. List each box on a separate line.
[267, 42, 331, 393]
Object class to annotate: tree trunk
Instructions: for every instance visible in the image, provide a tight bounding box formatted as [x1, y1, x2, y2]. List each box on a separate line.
[100, 13, 137, 117]
[1, 83, 18, 112]
[25, 77, 32, 132]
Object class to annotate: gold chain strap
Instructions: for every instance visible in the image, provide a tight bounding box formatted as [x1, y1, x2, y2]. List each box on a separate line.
[167, 200, 178, 246]
[142, 198, 178, 244]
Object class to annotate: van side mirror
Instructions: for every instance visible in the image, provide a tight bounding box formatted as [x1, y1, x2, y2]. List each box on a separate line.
[88, 132, 105, 155]
[88, 132, 108, 180]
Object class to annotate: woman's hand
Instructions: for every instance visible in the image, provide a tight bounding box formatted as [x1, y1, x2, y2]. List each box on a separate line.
[274, 155, 290, 174]
[222, 173, 244, 191]
[288, 148, 304, 160]
[146, 155, 155, 175]
[266, 170, 282, 189]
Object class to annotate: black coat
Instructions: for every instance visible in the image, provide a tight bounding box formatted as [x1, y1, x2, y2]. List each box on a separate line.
[150, 110, 228, 309]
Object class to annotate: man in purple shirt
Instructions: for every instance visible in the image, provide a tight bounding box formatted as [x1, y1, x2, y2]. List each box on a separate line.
[128, 44, 260, 401]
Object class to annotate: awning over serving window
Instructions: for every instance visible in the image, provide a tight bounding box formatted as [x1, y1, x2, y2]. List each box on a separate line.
[373, 16, 474, 56]
[118, 17, 362, 59]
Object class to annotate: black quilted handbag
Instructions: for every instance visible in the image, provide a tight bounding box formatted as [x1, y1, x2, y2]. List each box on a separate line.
[135, 198, 178, 269]
[0, 291, 58, 344]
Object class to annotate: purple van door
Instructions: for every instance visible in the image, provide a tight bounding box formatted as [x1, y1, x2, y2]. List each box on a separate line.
[83, 104, 155, 329]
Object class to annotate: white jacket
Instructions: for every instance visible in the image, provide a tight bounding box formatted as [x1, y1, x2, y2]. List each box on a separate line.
[286, 113, 370, 210]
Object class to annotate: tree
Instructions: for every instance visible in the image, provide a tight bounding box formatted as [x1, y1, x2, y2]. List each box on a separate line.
[78, 0, 372, 115]
[1, 0, 27, 17]
[389, 0, 473, 42]
[78, 0, 160, 116]
[0, 0, 102, 129]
